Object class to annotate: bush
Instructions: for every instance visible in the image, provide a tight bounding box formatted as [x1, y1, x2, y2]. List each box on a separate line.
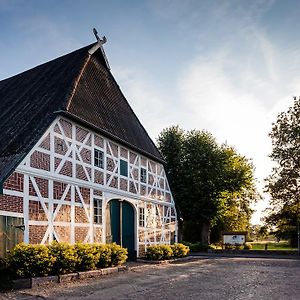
[145, 245, 174, 260]
[171, 243, 190, 258]
[182, 241, 212, 252]
[107, 243, 128, 266]
[93, 244, 112, 268]
[75, 243, 98, 271]
[234, 244, 243, 250]
[6, 242, 128, 279]
[160, 245, 173, 259]
[145, 245, 164, 260]
[243, 243, 252, 250]
[48, 242, 77, 275]
[8, 243, 54, 278]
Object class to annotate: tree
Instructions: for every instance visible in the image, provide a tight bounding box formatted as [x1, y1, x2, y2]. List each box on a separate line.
[265, 97, 300, 248]
[158, 127, 258, 244]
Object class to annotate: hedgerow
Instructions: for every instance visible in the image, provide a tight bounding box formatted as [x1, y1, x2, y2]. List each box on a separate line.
[145, 243, 190, 260]
[5, 242, 128, 279]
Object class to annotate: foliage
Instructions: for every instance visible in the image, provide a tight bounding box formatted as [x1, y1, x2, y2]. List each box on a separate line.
[159, 245, 173, 259]
[75, 243, 98, 271]
[145, 244, 185, 260]
[223, 243, 243, 250]
[182, 241, 212, 252]
[94, 243, 112, 268]
[48, 241, 78, 275]
[158, 127, 258, 244]
[6, 242, 128, 279]
[145, 245, 164, 260]
[243, 243, 252, 250]
[265, 97, 300, 247]
[249, 224, 269, 241]
[171, 243, 190, 257]
[8, 243, 55, 278]
[107, 243, 128, 266]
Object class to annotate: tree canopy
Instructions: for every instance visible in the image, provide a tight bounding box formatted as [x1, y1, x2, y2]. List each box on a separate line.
[157, 126, 258, 243]
[265, 97, 300, 247]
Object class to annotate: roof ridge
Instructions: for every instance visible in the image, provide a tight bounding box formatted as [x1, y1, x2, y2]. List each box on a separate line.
[0, 43, 95, 83]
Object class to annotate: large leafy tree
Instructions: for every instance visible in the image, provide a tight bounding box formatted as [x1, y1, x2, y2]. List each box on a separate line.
[265, 97, 300, 247]
[158, 127, 257, 244]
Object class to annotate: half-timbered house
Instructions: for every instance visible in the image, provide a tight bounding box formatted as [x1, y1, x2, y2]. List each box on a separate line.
[0, 36, 177, 258]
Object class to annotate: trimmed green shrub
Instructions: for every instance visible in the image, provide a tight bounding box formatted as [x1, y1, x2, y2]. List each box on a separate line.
[8, 243, 54, 278]
[93, 244, 112, 268]
[160, 245, 173, 259]
[243, 243, 252, 250]
[48, 241, 77, 275]
[224, 243, 234, 250]
[145, 245, 164, 260]
[145, 244, 174, 260]
[182, 241, 212, 252]
[75, 243, 98, 271]
[7, 242, 128, 279]
[171, 243, 190, 258]
[107, 243, 128, 266]
[234, 244, 243, 250]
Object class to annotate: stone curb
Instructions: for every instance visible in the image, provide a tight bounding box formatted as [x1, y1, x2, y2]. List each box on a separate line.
[59, 273, 79, 283]
[136, 256, 195, 265]
[11, 265, 125, 290]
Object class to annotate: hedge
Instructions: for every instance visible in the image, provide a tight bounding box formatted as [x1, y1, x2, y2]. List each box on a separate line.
[145, 243, 189, 260]
[6, 242, 128, 279]
[182, 241, 213, 252]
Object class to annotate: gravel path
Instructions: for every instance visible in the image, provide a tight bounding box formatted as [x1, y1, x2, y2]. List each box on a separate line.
[3, 257, 300, 300]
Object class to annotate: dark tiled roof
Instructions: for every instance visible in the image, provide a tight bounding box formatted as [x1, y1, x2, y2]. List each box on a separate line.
[0, 42, 163, 183]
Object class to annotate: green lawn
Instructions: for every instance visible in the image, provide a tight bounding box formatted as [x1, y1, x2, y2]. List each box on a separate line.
[250, 241, 297, 251]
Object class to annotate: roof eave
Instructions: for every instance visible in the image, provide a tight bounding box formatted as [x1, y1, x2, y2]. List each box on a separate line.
[55, 110, 166, 164]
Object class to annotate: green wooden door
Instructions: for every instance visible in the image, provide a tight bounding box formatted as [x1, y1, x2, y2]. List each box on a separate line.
[0, 216, 24, 257]
[106, 200, 136, 260]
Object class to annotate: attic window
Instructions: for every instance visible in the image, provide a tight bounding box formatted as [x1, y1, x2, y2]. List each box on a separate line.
[120, 159, 128, 177]
[94, 149, 104, 168]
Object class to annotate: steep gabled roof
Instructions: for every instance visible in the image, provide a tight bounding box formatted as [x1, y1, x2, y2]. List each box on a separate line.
[0, 42, 163, 184]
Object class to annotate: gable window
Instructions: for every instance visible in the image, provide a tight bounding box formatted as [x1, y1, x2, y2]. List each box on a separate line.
[120, 159, 128, 177]
[139, 207, 145, 227]
[94, 149, 104, 168]
[140, 168, 147, 183]
[94, 199, 102, 224]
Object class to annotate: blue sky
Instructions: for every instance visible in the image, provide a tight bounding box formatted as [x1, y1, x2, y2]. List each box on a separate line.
[1, 0, 299, 223]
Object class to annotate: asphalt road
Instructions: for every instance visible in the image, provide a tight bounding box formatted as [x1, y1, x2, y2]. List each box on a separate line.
[4, 257, 300, 300]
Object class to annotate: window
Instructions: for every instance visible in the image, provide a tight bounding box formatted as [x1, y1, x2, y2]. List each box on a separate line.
[140, 168, 147, 183]
[120, 159, 128, 177]
[94, 199, 102, 224]
[94, 149, 104, 168]
[139, 207, 145, 227]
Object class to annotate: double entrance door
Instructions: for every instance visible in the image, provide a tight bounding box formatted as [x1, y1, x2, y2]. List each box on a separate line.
[106, 199, 136, 260]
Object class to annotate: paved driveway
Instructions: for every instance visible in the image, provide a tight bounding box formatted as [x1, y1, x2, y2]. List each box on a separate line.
[4, 257, 300, 300]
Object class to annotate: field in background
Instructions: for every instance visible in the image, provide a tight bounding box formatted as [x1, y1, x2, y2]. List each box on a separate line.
[250, 241, 297, 251]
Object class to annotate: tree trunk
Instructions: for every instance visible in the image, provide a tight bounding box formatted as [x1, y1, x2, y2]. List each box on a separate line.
[200, 221, 211, 245]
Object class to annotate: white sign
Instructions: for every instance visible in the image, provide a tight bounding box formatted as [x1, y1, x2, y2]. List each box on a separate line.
[223, 234, 245, 245]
